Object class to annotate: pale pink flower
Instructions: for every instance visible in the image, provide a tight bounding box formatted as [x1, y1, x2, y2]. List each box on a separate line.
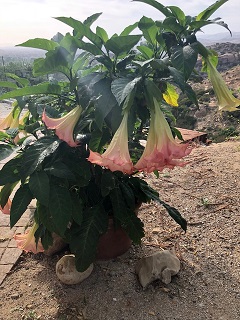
[88, 112, 133, 174]
[0, 108, 20, 130]
[14, 222, 44, 254]
[206, 56, 240, 112]
[0, 198, 12, 215]
[42, 106, 82, 147]
[134, 98, 191, 173]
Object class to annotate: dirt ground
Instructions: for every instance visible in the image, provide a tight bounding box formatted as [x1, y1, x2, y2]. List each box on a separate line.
[0, 139, 239, 320]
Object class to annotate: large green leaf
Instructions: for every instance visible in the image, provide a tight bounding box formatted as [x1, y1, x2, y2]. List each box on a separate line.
[44, 162, 76, 180]
[137, 45, 154, 59]
[196, 0, 228, 21]
[33, 47, 72, 77]
[83, 13, 102, 27]
[69, 205, 108, 271]
[17, 38, 58, 51]
[0, 82, 61, 100]
[101, 170, 116, 197]
[29, 171, 50, 206]
[0, 156, 21, 185]
[96, 26, 109, 43]
[109, 188, 144, 243]
[0, 81, 18, 89]
[105, 35, 141, 56]
[120, 22, 138, 36]
[189, 20, 231, 33]
[10, 184, 33, 227]
[93, 77, 118, 129]
[0, 182, 17, 208]
[5, 73, 30, 88]
[138, 16, 158, 45]
[20, 137, 61, 181]
[0, 144, 16, 161]
[167, 6, 186, 26]
[75, 39, 102, 56]
[171, 44, 198, 80]
[111, 77, 141, 106]
[56, 17, 103, 48]
[49, 183, 72, 235]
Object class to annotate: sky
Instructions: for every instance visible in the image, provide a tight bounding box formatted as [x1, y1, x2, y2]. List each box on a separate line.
[0, 0, 238, 47]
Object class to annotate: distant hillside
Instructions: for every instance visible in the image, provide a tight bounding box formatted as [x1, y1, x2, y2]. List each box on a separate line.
[0, 46, 45, 62]
[198, 31, 240, 45]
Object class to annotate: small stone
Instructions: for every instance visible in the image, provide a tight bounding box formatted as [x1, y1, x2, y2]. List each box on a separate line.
[11, 294, 19, 299]
[136, 250, 180, 289]
[152, 227, 161, 234]
[113, 298, 117, 301]
[56, 254, 93, 285]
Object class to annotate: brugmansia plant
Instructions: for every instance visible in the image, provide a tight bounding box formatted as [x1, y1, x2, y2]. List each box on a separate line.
[0, 0, 238, 271]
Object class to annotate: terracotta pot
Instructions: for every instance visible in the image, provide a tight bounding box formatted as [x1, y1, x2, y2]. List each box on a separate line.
[96, 218, 132, 260]
[96, 202, 142, 260]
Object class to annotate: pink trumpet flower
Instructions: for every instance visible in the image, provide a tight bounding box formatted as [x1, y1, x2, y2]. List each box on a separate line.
[88, 112, 134, 174]
[14, 222, 44, 254]
[134, 98, 191, 173]
[206, 56, 240, 112]
[42, 106, 82, 147]
[0, 198, 12, 214]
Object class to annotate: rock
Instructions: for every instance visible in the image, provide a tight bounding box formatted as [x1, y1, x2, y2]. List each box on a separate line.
[44, 233, 67, 256]
[56, 254, 93, 285]
[135, 250, 180, 289]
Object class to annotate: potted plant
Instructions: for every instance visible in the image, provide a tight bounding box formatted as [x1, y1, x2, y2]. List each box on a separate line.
[0, 0, 238, 272]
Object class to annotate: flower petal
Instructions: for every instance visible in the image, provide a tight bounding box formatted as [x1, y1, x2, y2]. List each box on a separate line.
[135, 98, 191, 173]
[88, 112, 134, 174]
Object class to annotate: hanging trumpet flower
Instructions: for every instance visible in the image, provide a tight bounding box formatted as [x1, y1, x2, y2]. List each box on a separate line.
[88, 112, 134, 174]
[134, 98, 191, 173]
[42, 106, 82, 147]
[14, 222, 44, 254]
[204, 55, 240, 112]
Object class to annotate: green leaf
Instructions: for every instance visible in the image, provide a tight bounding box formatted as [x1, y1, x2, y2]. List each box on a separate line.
[171, 44, 198, 81]
[101, 171, 116, 197]
[29, 171, 50, 206]
[83, 13, 102, 27]
[105, 35, 141, 56]
[137, 45, 154, 59]
[20, 137, 61, 181]
[111, 77, 141, 106]
[0, 144, 16, 161]
[0, 81, 18, 89]
[0, 156, 21, 185]
[10, 184, 33, 227]
[138, 16, 158, 45]
[162, 17, 185, 33]
[132, 0, 172, 17]
[5, 73, 30, 87]
[69, 205, 108, 271]
[189, 20, 231, 34]
[167, 6, 186, 26]
[0, 182, 17, 208]
[56, 17, 103, 48]
[71, 193, 83, 225]
[120, 22, 138, 36]
[76, 39, 102, 55]
[196, 0, 228, 21]
[159, 200, 187, 232]
[93, 77, 118, 129]
[33, 47, 72, 77]
[109, 188, 144, 244]
[49, 183, 72, 235]
[17, 38, 58, 51]
[0, 82, 61, 100]
[96, 26, 109, 42]
[44, 162, 76, 180]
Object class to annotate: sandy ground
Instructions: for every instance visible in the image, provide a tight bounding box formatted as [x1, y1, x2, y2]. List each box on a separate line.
[0, 140, 239, 320]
